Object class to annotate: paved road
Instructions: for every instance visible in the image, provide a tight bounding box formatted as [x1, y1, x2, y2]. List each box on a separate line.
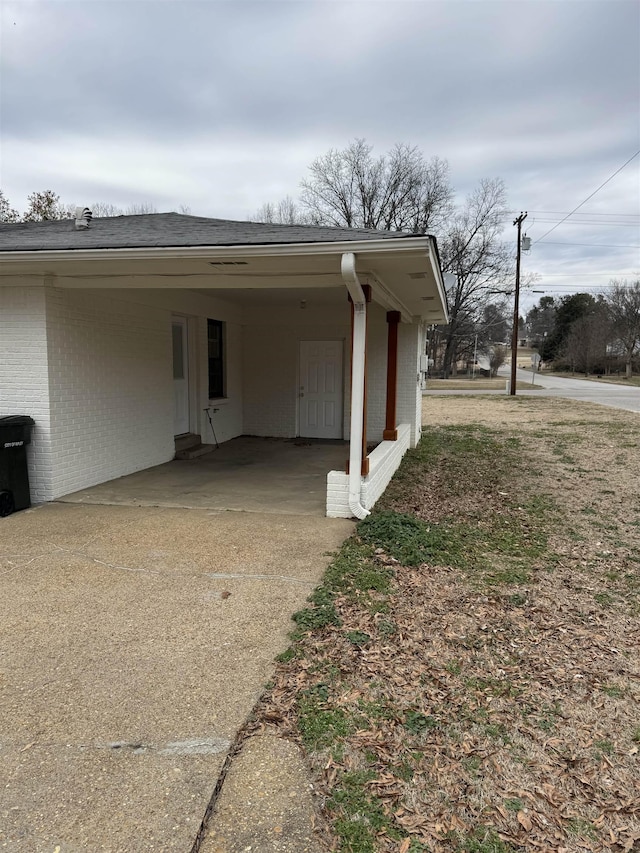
[500, 367, 640, 414]
[424, 370, 640, 415]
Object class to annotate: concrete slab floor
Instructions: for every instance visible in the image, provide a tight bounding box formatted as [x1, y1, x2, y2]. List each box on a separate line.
[0, 502, 354, 852]
[58, 437, 349, 516]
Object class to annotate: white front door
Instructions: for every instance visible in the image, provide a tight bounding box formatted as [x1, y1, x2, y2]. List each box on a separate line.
[172, 317, 190, 435]
[299, 340, 343, 439]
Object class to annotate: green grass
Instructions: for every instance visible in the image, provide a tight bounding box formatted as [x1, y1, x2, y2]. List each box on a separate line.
[372, 424, 559, 587]
[269, 416, 626, 852]
[289, 538, 394, 641]
[358, 503, 551, 588]
[594, 738, 614, 756]
[600, 684, 625, 699]
[327, 770, 402, 852]
[453, 826, 519, 852]
[566, 817, 596, 840]
[297, 686, 353, 750]
[403, 710, 439, 734]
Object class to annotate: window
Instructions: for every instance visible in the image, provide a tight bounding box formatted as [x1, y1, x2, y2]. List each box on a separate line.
[207, 319, 225, 398]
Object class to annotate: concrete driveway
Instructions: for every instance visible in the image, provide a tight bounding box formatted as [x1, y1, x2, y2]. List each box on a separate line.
[0, 502, 353, 852]
[58, 437, 348, 517]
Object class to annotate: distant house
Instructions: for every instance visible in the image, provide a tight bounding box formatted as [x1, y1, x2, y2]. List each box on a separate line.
[0, 212, 447, 518]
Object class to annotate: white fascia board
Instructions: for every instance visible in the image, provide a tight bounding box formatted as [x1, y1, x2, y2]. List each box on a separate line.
[427, 236, 449, 323]
[0, 237, 431, 265]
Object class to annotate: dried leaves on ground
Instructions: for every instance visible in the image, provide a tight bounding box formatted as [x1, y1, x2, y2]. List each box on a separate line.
[251, 396, 640, 853]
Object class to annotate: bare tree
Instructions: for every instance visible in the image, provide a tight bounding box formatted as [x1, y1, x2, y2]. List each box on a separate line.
[254, 195, 309, 225]
[253, 141, 453, 231]
[0, 190, 20, 222]
[606, 278, 640, 378]
[489, 344, 508, 377]
[298, 139, 453, 232]
[125, 202, 158, 215]
[438, 178, 511, 377]
[250, 141, 510, 378]
[2, 190, 161, 222]
[23, 190, 68, 221]
[88, 202, 124, 218]
[71, 201, 159, 218]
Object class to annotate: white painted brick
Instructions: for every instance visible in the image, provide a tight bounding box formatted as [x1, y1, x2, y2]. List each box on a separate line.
[242, 303, 351, 438]
[0, 285, 53, 502]
[326, 424, 411, 518]
[0, 282, 246, 502]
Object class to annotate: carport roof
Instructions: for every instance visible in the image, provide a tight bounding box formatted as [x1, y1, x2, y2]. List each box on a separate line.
[0, 212, 425, 252]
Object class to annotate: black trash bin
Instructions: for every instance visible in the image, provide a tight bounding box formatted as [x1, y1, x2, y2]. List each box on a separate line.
[0, 416, 35, 517]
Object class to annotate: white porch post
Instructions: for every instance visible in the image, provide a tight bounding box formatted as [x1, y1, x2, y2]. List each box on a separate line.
[341, 252, 370, 520]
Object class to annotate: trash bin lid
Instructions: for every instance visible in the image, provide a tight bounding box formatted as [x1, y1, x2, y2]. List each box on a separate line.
[0, 415, 35, 427]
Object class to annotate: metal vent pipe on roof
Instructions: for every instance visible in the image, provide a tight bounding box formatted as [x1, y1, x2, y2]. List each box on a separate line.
[74, 207, 92, 230]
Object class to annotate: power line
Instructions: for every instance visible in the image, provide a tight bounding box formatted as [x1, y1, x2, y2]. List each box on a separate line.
[524, 284, 608, 289]
[534, 241, 640, 249]
[518, 210, 640, 218]
[533, 149, 640, 244]
[529, 272, 626, 277]
[526, 219, 640, 227]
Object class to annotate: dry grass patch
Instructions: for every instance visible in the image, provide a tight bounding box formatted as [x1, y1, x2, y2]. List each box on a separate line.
[425, 380, 533, 391]
[252, 397, 640, 853]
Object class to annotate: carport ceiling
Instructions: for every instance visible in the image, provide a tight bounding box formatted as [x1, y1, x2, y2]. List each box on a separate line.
[0, 243, 447, 322]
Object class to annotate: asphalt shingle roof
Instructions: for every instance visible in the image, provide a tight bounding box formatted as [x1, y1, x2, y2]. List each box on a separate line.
[0, 212, 422, 252]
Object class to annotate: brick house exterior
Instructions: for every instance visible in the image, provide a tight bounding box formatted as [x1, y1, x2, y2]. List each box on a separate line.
[0, 213, 447, 517]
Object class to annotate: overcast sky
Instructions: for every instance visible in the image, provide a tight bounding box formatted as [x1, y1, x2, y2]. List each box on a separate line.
[1, 0, 639, 310]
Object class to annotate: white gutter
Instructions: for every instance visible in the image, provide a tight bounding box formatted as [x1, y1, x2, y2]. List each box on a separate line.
[341, 252, 370, 520]
[0, 236, 431, 265]
[427, 236, 450, 323]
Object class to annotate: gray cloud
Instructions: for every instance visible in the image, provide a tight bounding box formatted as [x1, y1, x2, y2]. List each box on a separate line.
[1, 0, 638, 296]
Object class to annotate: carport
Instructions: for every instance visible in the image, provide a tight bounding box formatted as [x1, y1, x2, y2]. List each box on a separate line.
[0, 213, 448, 519]
[58, 435, 349, 516]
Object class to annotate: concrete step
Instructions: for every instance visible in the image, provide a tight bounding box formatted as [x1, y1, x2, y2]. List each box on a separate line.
[174, 433, 201, 453]
[175, 443, 215, 461]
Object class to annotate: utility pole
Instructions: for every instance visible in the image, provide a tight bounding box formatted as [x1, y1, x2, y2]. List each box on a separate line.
[510, 211, 528, 396]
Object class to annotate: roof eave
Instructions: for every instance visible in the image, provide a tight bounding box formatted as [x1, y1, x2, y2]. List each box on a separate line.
[426, 236, 449, 324]
[0, 236, 430, 264]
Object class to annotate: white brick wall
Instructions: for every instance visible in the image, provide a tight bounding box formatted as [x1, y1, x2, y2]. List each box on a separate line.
[0, 285, 53, 501]
[364, 303, 388, 442]
[43, 287, 245, 499]
[396, 323, 422, 446]
[0, 281, 245, 502]
[44, 288, 175, 498]
[240, 300, 417, 445]
[326, 423, 411, 518]
[242, 302, 351, 438]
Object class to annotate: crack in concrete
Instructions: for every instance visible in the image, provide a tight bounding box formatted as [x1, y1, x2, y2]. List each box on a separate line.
[2, 737, 232, 756]
[0, 554, 48, 575]
[206, 572, 315, 585]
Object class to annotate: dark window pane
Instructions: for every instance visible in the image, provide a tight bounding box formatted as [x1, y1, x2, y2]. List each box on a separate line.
[208, 319, 225, 398]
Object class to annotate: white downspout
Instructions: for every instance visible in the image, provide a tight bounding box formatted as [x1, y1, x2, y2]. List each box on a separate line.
[341, 252, 370, 520]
